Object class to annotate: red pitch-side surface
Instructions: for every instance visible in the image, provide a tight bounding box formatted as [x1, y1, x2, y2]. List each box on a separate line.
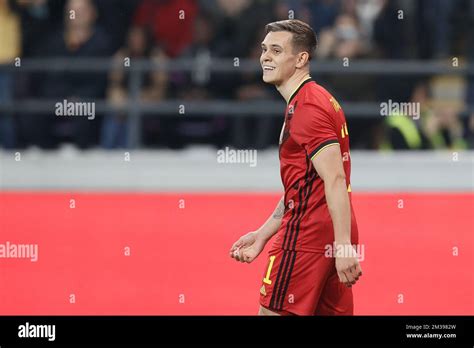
[0, 192, 472, 315]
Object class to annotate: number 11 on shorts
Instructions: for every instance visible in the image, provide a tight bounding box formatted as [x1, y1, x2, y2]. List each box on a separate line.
[263, 255, 276, 284]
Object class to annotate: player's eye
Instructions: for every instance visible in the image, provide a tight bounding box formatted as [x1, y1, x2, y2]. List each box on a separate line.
[273, 49, 281, 54]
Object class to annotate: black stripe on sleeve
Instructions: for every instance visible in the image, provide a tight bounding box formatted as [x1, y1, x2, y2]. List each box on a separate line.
[308, 138, 339, 160]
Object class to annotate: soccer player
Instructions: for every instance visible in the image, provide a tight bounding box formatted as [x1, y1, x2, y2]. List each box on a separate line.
[229, 20, 362, 316]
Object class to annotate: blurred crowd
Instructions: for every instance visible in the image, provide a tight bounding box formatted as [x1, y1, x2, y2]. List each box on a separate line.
[0, 0, 473, 150]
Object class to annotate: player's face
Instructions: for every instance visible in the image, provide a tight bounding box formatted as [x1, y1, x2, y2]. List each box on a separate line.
[260, 31, 298, 86]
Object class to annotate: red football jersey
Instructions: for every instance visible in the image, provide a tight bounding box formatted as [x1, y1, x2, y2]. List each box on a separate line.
[274, 78, 359, 253]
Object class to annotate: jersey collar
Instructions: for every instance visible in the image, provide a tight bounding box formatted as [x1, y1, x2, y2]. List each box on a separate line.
[287, 77, 313, 106]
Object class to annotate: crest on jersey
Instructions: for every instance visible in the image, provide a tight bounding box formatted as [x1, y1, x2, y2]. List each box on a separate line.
[288, 101, 297, 117]
[279, 102, 297, 145]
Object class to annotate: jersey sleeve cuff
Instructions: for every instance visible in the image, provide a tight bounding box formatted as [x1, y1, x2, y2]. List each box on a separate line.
[309, 139, 340, 160]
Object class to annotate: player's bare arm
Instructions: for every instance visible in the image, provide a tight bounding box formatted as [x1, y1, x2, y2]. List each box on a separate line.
[312, 145, 363, 288]
[229, 196, 284, 263]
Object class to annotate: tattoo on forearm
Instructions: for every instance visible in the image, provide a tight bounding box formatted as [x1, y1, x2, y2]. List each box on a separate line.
[272, 198, 285, 219]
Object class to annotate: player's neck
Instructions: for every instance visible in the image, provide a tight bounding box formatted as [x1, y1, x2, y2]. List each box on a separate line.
[277, 71, 311, 104]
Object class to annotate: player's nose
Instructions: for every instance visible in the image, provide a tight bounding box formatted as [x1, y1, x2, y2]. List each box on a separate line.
[260, 52, 271, 65]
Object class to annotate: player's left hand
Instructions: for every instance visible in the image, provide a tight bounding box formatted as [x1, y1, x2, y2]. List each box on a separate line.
[334, 243, 363, 288]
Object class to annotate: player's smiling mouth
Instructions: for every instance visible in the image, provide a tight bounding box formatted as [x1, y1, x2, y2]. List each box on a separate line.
[262, 65, 276, 72]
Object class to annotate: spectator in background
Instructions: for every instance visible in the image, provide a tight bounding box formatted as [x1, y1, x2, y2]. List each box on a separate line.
[352, 0, 384, 50]
[0, 0, 21, 148]
[373, 0, 409, 60]
[213, 0, 278, 148]
[415, 0, 461, 60]
[314, 0, 383, 59]
[171, 13, 217, 99]
[101, 26, 168, 149]
[371, 0, 420, 152]
[132, 0, 198, 59]
[381, 79, 468, 151]
[16, 0, 141, 55]
[424, 101, 467, 150]
[21, 0, 112, 149]
[130, 0, 198, 148]
[316, 13, 365, 59]
[316, 10, 372, 103]
[307, 0, 340, 33]
[372, 0, 416, 103]
[13, 0, 65, 57]
[11, 0, 65, 149]
[423, 77, 467, 150]
[212, 0, 266, 58]
[209, 0, 273, 100]
[380, 83, 427, 150]
[93, 0, 141, 53]
[161, 12, 229, 149]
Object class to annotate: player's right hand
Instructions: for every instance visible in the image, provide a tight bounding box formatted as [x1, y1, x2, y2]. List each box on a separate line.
[335, 244, 363, 288]
[229, 231, 266, 263]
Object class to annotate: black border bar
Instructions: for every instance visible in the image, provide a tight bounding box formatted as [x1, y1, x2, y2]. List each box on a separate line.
[0, 316, 472, 345]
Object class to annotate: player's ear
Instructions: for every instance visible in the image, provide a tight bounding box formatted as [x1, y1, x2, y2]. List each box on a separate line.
[295, 51, 309, 69]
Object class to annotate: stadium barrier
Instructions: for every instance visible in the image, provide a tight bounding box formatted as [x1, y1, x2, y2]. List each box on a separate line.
[0, 58, 472, 147]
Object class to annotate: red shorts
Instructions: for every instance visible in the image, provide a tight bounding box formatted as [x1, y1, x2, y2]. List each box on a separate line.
[259, 246, 353, 316]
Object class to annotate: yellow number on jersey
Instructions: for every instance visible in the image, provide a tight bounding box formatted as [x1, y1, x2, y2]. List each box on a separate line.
[263, 255, 276, 285]
[330, 97, 341, 112]
[341, 122, 349, 138]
